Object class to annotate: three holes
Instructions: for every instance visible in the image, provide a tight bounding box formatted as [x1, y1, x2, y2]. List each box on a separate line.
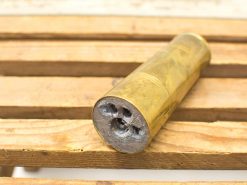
[99, 103, 143, 138]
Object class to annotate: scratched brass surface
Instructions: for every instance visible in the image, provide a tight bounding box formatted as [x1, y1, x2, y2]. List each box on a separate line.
[93, 33, 211, 153]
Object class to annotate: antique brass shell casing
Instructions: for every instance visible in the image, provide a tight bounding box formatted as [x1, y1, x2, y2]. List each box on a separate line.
[93, 33, 211, 153]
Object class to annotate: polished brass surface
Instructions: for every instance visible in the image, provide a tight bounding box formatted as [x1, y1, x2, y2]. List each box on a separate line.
[93, 33, 211, 153]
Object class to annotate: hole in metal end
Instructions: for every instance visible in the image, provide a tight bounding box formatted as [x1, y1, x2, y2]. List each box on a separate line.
[132, 125, 144, 139]
[132, 126, 141, 135]
[110, 117, 144, 139]
[123, 107, 132, 117]
[111, 118, 130, 137]
[99, 103, 117, 116]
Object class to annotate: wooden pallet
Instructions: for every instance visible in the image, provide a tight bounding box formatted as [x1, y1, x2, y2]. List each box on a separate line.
[0, 16, 247, 183]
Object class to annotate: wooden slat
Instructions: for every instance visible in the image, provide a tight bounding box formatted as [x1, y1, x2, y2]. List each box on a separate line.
[2, 178, 247, 185]
[0, 77, 246, 121]
[1, 119, 247, 169]
[1, 0, 247, 19]
[0, 167, 14, 177]
[0, 16, 246, 42]
[0, 41, 246, 77]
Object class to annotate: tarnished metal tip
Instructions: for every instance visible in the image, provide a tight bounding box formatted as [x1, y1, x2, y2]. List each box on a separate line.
[93, 96, 149, 153]
[92, 33, 211, 154]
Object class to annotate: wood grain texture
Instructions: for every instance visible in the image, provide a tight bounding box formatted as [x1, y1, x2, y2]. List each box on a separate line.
[1, 119, 247, 169]
[1, 0, 247, 19]
[0, 16, 246, 42]
[2, 178, 247, 185]
[0, 77, 246, 121]
[0, 41, 246, 77]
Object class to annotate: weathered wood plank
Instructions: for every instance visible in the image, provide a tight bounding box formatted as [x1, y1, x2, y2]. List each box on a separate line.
[0, 16, 246, 42]
[2, 178, 247, 185]
[0, 167, 14, 177]
[1, 119, 247, 169]
[0, 41, 246, 77]
[1, 0, 247, 19]
[0, 77, 246, 121]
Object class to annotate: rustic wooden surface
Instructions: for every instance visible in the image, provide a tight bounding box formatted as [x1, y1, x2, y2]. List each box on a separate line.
[0, 41, 246, 77]
[1, 119, 247, 169]
[1, 0, 247, 19]
[0, 16, 246, 41]
[0, 15, 246, 172]
[0, 167, 14, 177]
[0, 78, 246, 121]
[2, 178, 247, 185]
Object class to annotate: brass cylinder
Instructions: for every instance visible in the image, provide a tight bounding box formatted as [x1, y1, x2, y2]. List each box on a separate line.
[92, 33, 211, 153]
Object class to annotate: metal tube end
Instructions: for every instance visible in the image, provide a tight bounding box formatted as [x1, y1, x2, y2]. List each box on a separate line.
[177, 32, 212, 61]
[93, 96, 149, 153]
